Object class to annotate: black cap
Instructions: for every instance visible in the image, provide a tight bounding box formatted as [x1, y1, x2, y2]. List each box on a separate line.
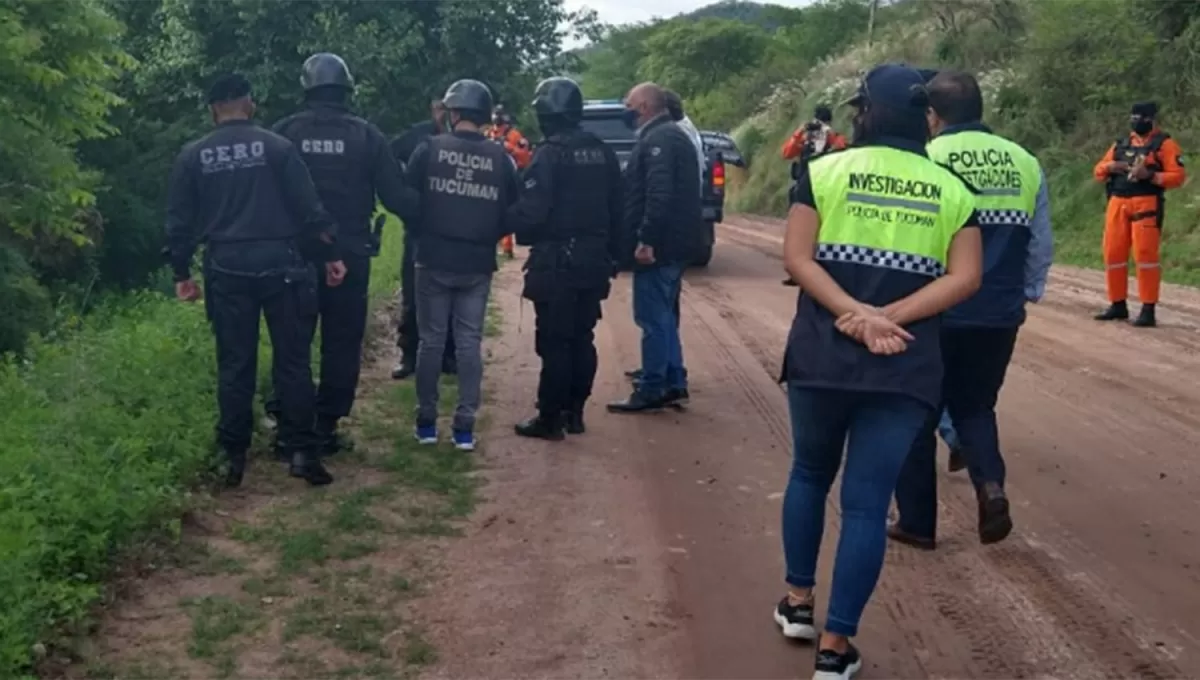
[442, 79, 493, 113]
[840, 63, 929, 111]
[300, 52, 353, 91]
[813, 104, 832, 122]
[533, 77, 584, 122]
[207, 73, 252, 105]
[1131, 101, 1158, 117]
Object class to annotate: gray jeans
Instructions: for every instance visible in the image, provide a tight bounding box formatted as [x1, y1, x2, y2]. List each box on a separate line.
[415, 266, 492, 432]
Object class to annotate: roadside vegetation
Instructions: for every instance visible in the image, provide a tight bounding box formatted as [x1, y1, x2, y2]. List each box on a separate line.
[577, 0, 1200, 284]
[72, 226, 487, 680]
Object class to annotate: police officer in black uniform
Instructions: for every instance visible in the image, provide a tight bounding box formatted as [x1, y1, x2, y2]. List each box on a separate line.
[165, 73, 338, 487]
[390, 98, 457, 381]
[268, 53, 420, 456]
[510, 77, 624, 440]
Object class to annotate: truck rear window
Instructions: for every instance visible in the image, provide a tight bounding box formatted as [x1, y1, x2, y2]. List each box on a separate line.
[580, 115, 634, 143]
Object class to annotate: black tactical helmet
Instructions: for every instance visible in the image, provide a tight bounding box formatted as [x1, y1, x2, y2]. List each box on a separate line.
[532, 77, 584, 122]
[301, 52, 354, 91]
[442, 79, 493, 113]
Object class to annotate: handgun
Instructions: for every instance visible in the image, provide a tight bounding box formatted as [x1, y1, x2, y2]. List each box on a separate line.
[367, 214, 387, 257]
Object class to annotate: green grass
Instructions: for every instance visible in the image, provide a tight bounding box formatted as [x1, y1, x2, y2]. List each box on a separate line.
[183, 595, 262, 665]
[25, 216, 494, 678]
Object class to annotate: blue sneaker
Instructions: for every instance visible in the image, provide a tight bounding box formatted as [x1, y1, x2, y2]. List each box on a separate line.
[415, 424, 438, 445]
[452, 430, 476, 451]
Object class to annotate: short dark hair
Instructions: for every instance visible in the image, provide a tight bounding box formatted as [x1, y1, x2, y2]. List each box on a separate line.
[813, 105, 832, 123]
[207, 73, 252, 105]
[927, 70, 984, 126]
[664, 89, 684, 122]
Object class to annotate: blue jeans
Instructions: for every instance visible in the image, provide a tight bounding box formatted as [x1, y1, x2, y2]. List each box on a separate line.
[632, 264, 686, 396]
[782, 385, 931, 637]
[937, 408, 960, 451]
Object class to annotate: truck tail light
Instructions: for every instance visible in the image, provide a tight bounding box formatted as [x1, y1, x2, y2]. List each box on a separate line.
[712, 160, 725, 188]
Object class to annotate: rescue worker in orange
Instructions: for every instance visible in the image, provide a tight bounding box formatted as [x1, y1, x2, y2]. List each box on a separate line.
[781, 105, 848, 286]
[488, 104, 533, 259]
[781, 105, 848, 161]
[1093, 101, 1186, 328]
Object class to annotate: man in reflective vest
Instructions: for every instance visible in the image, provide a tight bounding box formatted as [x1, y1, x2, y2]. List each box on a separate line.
[488, 104, 532, 259]
[892, 69, 1052, 549]
[1093, 101, 1186, 327]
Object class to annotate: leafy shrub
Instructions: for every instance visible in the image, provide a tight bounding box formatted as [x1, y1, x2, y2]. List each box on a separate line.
[0, 292, 217, 676]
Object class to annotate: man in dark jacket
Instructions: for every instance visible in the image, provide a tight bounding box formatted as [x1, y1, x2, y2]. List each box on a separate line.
[509, 77, 624, 440]
[268, 52, 420, 456]
[390, 98, 457, 381]
[406, 79, 520, 451]
[165, 73, 339, 487]
[608, 82, 702, 413]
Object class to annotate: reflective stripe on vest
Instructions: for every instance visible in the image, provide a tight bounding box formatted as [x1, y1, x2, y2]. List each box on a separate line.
[927, 130, 1039, 229]
[808, 147, 976, 277]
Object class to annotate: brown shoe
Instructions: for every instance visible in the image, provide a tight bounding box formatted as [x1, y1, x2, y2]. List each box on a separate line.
[886, 520, 935, 550]
[977, 482, 1013, 545]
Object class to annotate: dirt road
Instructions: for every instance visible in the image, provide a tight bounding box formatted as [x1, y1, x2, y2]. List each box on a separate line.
[417, 213, 1200, 680]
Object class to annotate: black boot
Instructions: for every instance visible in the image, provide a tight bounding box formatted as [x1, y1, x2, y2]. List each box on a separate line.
[290, 451, 334, 486]
[391, 357, 414, 380]
[315, 416, 352, 457]
[977, 482, 1013, 545]
[607, 390, 666, 413]
[224, 450, 246, 488]
[272, 434, 289, 462]
[1132, 303, 1157, 327]
[782, 277, 799, 287]
[1094, 300, 1129, 321]
[514, 413, 566, 441]
[563, 410, 586, 435]
[664, 387, 690, 407]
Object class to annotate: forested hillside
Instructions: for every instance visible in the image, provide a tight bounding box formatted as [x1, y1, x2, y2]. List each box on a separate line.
[577, 0, 1200, 284]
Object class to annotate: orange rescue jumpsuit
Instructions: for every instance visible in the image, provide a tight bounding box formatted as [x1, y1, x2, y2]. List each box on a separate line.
[1093, 129, 1186, 304]
[487, 124, 532, 257]
[781, 125, 847, 160]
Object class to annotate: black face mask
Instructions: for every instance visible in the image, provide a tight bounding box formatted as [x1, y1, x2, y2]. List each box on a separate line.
[621, 108, 640, 129]
[1132, 120, 1154, 136]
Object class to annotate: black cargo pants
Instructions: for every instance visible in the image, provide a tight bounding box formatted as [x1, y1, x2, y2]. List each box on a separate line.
[207, 263, 319, 457]
[399, 232, 455, 368]
[266, 252, 370, 425]
[534, 285, 606, 417]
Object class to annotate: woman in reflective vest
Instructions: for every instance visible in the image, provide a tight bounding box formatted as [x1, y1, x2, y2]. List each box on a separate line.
[773, 64, 982, 680]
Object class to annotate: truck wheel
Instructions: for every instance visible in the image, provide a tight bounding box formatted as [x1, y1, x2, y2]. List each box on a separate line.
[693, 244, 714, 268]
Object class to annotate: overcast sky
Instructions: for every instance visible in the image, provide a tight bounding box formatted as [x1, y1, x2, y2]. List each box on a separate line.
[563, 0, 814, 47]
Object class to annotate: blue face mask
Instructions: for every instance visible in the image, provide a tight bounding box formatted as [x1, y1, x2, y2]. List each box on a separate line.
[622, 107, 640, 129]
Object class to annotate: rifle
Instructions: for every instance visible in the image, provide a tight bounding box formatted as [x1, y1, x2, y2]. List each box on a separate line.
[366, 214, 387, 257]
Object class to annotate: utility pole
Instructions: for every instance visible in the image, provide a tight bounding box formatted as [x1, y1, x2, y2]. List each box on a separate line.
[866, 0, 880, 46]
